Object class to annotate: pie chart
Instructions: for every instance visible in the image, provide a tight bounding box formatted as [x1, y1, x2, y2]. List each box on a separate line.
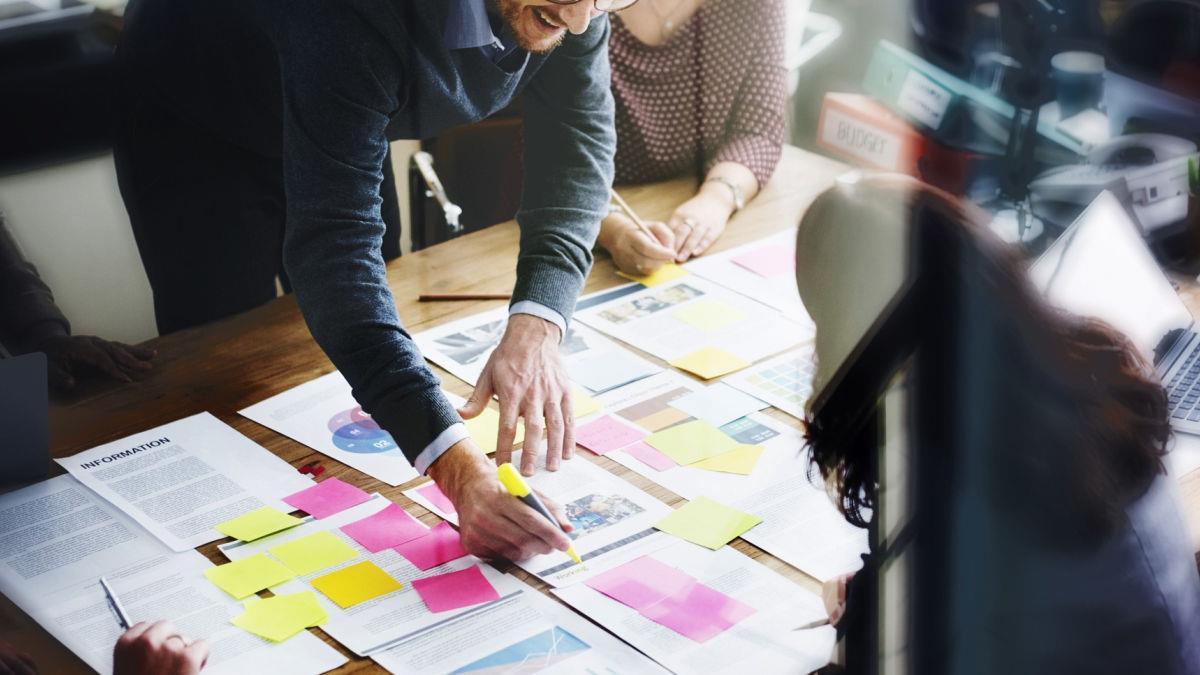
[328, 406, 398, 454]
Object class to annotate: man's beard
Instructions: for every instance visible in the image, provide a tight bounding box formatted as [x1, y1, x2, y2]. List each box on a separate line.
[497, 0, 566, 54]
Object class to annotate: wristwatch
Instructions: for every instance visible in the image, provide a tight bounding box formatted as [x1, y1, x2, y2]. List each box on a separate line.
[706, 176, 745, 212]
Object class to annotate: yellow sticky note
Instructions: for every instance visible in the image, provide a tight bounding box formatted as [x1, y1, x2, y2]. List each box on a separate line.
[465, 407, 524, 454]
[654, 496, 762, 550]
[205, 554, 296, 600]
[310, 560, 403, 609]
[644, 419, 740, 465]
[232, 592, 328, 642]
[671, 298, 746, 332]
[572, 386, 602, 419]
[268, 531, 358, 576]
[216, 506, 302, 542]
[669, 347, 750, 380]
[617, 262, 689, 288]
[691, 444, 764, 475]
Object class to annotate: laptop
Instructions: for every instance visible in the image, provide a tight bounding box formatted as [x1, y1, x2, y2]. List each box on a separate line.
[0, 352, 49, 483]
[1031, 191, 1200, 432]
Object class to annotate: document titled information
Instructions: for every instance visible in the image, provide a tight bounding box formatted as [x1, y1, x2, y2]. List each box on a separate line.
[0, 476, 345, 675]
[56, 413, 314, 551]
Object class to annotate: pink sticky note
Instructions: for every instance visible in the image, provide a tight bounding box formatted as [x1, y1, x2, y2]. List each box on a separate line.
[283, 477, 371, 519]
[416, 483, 456, 515]
[395, 522, 468, 570]
[731, 245, 796, 279]
[339, 503, 429, 553]
[640, 582, 756, 643]
[623, 441, 677, 472]
[575, 416, 646, 455]
[411, 565, 500, 613]
[585, 556, 694, 610]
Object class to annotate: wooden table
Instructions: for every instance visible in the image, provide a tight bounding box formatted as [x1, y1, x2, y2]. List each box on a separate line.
[7, 145, 1199, 672]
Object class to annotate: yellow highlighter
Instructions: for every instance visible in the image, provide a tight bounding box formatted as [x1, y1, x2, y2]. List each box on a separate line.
[496, 463, 582, 565]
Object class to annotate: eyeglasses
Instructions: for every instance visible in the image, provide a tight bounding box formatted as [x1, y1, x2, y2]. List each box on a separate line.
[545, 0, 640, 12]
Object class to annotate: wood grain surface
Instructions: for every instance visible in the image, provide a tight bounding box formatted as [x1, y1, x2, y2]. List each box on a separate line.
[10, 146, 1198, 672]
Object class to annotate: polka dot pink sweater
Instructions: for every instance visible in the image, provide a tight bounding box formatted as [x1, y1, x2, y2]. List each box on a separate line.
[609, 0, 787, 187]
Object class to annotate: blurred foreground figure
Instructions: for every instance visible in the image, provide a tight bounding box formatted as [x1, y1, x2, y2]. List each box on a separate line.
[796, 176, 1200, 674]
[0, 215, 154, 393]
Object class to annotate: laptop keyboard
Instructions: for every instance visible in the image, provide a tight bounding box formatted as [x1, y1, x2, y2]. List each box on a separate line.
[1167, 347, 1200, 421]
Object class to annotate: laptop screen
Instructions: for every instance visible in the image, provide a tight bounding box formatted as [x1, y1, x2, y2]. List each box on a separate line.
[1030, 191, 1193, 360]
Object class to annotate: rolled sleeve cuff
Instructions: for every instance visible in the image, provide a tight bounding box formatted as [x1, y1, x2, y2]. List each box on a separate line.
[413, 422, 470, 475]
[509, 301, 567, 341]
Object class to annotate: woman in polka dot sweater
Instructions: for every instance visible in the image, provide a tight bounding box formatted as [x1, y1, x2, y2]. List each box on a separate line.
[596, 0, 787, 276]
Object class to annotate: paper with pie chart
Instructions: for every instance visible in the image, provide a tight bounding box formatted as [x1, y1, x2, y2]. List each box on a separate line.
[239, 371, 421, 487]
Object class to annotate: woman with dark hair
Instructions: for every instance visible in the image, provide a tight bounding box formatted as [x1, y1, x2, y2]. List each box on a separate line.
[795, 176, 1200, 673]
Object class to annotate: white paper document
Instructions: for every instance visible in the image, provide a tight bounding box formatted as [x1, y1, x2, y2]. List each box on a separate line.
[413, 307, 661, 392]
[56, 412, 313, 551]
[0, 476, 345, 675]
[370, 575, 667, 674]
[552, 542, 835, 674]
[239, 371, 421, 486]
[685, 229, 812, 320]
[723, 347, 817, 421]
[597, 375, 869, 582]
[574, 276, 806, 364]
[405, 452, 674, 587]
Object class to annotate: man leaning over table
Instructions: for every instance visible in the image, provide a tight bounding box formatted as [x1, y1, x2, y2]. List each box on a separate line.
[113, 0, 628, 562]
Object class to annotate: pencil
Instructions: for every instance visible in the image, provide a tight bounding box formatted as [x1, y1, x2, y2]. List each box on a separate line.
[99, 576, 131, 630]
[609, 189, 657, 240]
[418, 293, 512, 302]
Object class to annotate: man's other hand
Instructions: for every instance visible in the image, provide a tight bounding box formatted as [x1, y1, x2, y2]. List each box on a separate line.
[427, 440, 573, 560]
[459, 313, 572, 475]
[37, 335, 155, 392]
[114, 621, 207, 675]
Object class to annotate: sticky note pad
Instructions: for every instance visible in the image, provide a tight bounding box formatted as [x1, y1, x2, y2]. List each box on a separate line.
[310, 560, 403, 609]
[268, 531, 358, 576]
[644, 419, 740, 465]
[231, 592, 328, 642]
[465, 406, 524, 454]
[215, 506, 303, 542]
[411, 565, 500, 613]
[283, 477, 371, 520]
[654, 497, 762, 550]
[691, 444, 764, 476]
[617, 262, 688, 288]
[586, 556, 694, 610]
[669, 385, 767, 427]
[572, 386, 603, 419]
[575, 415, 646, 455]
[395, 522, 468, 571]
[623, 441, 677, 472]
[669, 347, 750, 380]
[671, 298, 745, 332]
[416, 482, 457, 515]
[205, 554, 296, 599]
[586, 556, 756, 643]
[340, 503, 429, 553]
[640, 584, 756, 643]
[732, 245, 795, 279]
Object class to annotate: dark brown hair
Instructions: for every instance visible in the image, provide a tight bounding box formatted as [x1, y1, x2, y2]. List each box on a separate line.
[802, 178, 1169, 541]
